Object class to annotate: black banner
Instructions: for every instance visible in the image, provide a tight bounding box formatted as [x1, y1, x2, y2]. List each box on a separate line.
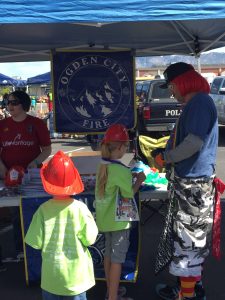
[52, 51, 135, 133]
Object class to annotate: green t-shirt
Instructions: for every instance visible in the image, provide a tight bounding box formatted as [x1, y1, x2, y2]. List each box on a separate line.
[25, 198, 98, 296]
[95, 163, 134, 232]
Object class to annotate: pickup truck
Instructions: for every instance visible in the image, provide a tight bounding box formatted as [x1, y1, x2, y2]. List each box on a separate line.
[136, 79, 182, 135]
[209, 76, 225, 124]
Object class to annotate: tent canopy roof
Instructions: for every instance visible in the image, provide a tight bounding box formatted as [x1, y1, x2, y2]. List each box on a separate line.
[0, 73, 26, 87]
[0, 73, 17, 86]
[0, 1, 225, 62]
[2, 0, 225, 23]
[27, 72, 51, 85]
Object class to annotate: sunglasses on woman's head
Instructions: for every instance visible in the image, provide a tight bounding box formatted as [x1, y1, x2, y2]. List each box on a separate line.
[6, 100, 21, 106]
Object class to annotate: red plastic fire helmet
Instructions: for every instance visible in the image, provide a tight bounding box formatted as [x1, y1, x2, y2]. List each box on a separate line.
[102, 124, 129, 143]
[40, 151, 84, 196]
[4, 166, 25, 187]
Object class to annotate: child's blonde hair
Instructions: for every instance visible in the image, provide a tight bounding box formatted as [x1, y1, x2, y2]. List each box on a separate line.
[97, 141, 126, 198]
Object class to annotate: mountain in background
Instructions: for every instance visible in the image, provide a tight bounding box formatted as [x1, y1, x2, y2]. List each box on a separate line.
[136, 52, 225, 68]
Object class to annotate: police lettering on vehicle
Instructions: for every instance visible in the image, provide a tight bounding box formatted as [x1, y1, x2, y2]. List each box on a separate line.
[165, 109, 181, 117]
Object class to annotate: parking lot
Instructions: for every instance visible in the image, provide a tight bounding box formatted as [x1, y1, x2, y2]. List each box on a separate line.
[0, 127, 225, 299]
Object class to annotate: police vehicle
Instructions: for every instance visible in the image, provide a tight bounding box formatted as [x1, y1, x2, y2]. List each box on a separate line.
[136, 79, 182, 135]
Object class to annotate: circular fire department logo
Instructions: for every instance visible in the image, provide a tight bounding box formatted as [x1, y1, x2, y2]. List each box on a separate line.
[56, 54, 132, 131]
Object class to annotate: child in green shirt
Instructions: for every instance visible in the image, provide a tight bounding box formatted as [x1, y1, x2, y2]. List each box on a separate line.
[25, 151, 98, 300]
[95, 124, 146, 300]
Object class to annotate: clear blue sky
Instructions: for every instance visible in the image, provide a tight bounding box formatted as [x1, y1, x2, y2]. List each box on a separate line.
[0, 61, 50, 80]
[0, 46, 224, 80]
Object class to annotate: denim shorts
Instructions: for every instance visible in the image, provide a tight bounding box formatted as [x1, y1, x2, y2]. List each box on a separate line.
[104, 229, 130, 263]
[42, 289, 87, 300]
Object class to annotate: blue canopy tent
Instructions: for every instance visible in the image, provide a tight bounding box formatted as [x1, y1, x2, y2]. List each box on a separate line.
[0, 73, 26, 87]
[0, 73, 18, 86]
[27, 72, 51, 85]
[13, 79, 27, 87]
[0, 1, 224, 62]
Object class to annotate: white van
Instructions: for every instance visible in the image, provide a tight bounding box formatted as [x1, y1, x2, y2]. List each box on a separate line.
[209, 76, 225, 124]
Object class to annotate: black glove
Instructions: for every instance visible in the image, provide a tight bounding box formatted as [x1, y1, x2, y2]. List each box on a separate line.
[151, 147, 165, 158]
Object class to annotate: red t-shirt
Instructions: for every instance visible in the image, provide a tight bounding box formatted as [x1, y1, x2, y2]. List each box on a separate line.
[0, 115, 51, 169]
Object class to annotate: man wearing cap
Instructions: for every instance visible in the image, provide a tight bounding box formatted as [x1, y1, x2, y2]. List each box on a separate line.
[153, 62, 218, 300]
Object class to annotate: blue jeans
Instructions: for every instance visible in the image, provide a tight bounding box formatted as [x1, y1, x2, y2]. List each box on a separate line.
[42, 290, 87, 300]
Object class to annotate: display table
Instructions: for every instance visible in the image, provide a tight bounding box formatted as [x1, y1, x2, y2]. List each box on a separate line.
[0, 152, 170, 208]
[0, 185, 168, 208]
[0, 196, 21, 207]
[141, 186, 168, 225]
[140, 185, 168, 201]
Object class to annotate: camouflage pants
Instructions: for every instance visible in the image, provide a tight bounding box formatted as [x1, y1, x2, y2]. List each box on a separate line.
[169, 175, 215, 277]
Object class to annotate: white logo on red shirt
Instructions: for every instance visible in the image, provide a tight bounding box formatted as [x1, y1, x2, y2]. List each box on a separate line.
[2, 133, 34, 147]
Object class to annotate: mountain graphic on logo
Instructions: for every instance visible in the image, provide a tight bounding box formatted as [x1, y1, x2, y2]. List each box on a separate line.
[71, 81, 119, 119]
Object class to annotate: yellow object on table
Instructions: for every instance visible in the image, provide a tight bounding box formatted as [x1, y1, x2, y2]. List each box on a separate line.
[139, 135, 169, 171]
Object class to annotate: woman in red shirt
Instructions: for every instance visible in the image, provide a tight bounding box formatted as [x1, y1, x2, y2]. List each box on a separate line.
[0, 90, 52, 178]
[0, 90, 52, 260]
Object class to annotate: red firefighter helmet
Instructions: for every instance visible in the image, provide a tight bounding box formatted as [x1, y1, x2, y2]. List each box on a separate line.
[40, 151, 84, 196]
[102, 124, 129, 143]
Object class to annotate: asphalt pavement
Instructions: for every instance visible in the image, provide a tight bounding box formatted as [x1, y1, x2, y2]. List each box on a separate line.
[0, 127, 225, 300]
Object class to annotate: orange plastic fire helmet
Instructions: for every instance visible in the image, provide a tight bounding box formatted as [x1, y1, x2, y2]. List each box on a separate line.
[40, 151, 84, 196]
[102, 124, 129, 143]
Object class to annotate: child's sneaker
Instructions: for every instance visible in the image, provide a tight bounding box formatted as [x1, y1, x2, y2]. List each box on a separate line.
[156, 284, 179, 300]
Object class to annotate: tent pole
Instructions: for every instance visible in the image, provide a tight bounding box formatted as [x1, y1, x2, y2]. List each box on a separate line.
[196, 56, 201, 73]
